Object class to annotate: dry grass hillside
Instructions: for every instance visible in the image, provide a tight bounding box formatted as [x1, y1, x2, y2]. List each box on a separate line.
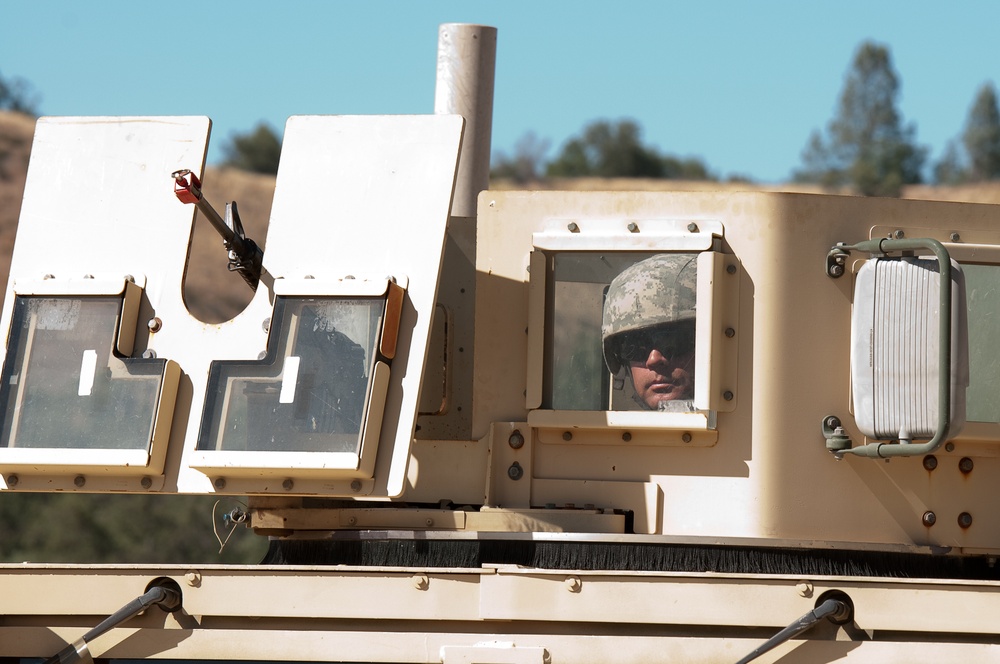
[2, 110, 1000, 323]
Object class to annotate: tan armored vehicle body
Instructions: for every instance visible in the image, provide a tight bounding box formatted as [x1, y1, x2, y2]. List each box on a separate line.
[3, 24, 1000, 664]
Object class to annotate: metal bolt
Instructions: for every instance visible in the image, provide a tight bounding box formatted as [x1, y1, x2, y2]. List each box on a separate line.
[262, 318, 271, 333]
[958, 512, 973, 529]
[6, 474, 18, 488]
[727, 264, 737, 275]
[725, 327, 736, 338]
[828, 263, 845, 278]
[508, 430, 524, 449]
[622, 432, 632, 442]
[141, 349, 157, 359]
[43, 274, 55, 280]
[413, 574, 429, 590]
[147, 317, 162, 333]
[425, 518, 434, 527]
[682, 432, 693, 443]
[959, 457, 974, 474]
[565, 576, 582, 593]
[893, 229, 905, 239]
[257, 351, 267, 360]
[627, 222, 639, 233]
[723, 390, 734, 401]
[282, 479, 294, 491]
[347, 516, 357, 526]
[687, 222, 699, 233]
[922, 511, 937, 527]
[562, 431, 573, 441]
[214, 477, 226, 490]
[923, 455, 938, 471]
[184, 571, 202, 587]
[796, 581, 814, 598]
[946, 442, 956, 453]
[350, 480, 362, 492]
[508, 462, 524, 481]
[140, 476, 153, 489]
[950, 232, 961, 242]
[74, 475, 86, 488]
[125, 275, 135, 283]
[567, 222, 580, 233]
[824, 416, 842, 430]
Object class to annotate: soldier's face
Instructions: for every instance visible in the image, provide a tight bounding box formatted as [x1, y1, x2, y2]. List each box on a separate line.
[618, 323, 695, 409]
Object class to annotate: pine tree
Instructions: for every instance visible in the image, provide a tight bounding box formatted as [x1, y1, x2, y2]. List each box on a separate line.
[794, 41, 925, 197]
[962, 82, 1000, 181]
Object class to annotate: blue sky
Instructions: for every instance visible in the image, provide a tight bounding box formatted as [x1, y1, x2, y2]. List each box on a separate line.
[3, 1, 998, 183]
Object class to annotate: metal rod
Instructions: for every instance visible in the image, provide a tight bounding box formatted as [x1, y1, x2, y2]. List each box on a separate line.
[434, 23, 497, 218]
[735, 598, 849, 664]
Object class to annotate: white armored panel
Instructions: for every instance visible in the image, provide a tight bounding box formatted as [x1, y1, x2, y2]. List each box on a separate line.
[851, 257, 969, 441]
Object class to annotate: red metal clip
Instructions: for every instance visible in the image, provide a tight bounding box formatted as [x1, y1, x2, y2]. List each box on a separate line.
[172, 169, 202, 204]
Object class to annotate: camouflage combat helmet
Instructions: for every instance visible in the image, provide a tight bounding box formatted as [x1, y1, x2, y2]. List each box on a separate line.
[602, 253, 698, 374]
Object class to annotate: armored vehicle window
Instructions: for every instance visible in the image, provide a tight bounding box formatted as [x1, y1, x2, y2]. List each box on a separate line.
[963, 263, 1000, 423]
[199, 296, 384, 454]
[0, 296, 165, 451]
[548, 252, 698, 412]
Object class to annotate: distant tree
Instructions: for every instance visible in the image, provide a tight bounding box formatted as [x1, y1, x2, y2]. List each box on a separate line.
[962, 82, 1000, 181]
[794, 41, 926, 197]
[0, 70, 40, 116]
[221, 122, 282, 175]
[933, 139, 967, 185]
[491, 131, 551, 183]
[547, 119, 713, 180]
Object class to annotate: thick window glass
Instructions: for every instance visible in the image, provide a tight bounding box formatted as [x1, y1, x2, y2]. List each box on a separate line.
[0, 296, 163, 450]
[199, 297, 384, 453]
[963, 263, 1000, 423]
[548, 252, 698, 412]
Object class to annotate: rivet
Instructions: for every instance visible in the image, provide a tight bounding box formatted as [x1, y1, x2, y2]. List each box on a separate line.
[923, 455, 938, 472]
[508, 462, 524, 481]
[185, 571, 202, 587]
[725, 327, 735, 338]
[350, 480, 362, 492]
[214, 477, 226, 490]
[43, 274, 54, 280]
[959, 457, 974, 474]
[687, 222, 699, 232]
[508, 430, 525, 449]
[140, 476, 153, 489]
[125, 274, 135, 283]
[262, 318, 271, 333]
[627, 222, 639, 233]
[425, 518, 434, 527]
[141, 349, 157, 359]
[723, 390, 734, 401]
[74, 475, 86, 488]
[796, 581, 813, 598]
[893, 229, 905, 239]
[950, 232, 961, 242]
[959, 512, 973, 528]
[682, 432, 693, 443]
[282, 479, 294, 491]
[922, 511, 937, 527]
[83, 274, 94, 279]
[347, 516, 357, 526]
[622, 432, 632, 442]
[413, 574, 429, 590]
[726, 264, 737, 275]
[6, 474, 18, 488]
[565, 576, 582, 593]
[946, 442, 956, 453]
[567, 222, 580, 233]
[562, 431, 573, 441]
[257, 351, 267, 360]
[147, 317, 162, 333]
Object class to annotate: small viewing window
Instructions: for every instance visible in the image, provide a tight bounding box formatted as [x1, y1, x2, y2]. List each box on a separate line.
[0, 287, 178, 473]
[548, 252, 699, 413]
[962, 263, 1000, 424]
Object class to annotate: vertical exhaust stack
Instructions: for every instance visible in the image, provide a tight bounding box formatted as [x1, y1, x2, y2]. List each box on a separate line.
[434, 23, 497, 217]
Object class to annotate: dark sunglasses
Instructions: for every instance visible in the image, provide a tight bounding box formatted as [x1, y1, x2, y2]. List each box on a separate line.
[616, 326, 695, 364]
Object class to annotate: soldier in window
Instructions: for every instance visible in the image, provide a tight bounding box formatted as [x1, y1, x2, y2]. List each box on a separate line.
[602, 254, 697, 411]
